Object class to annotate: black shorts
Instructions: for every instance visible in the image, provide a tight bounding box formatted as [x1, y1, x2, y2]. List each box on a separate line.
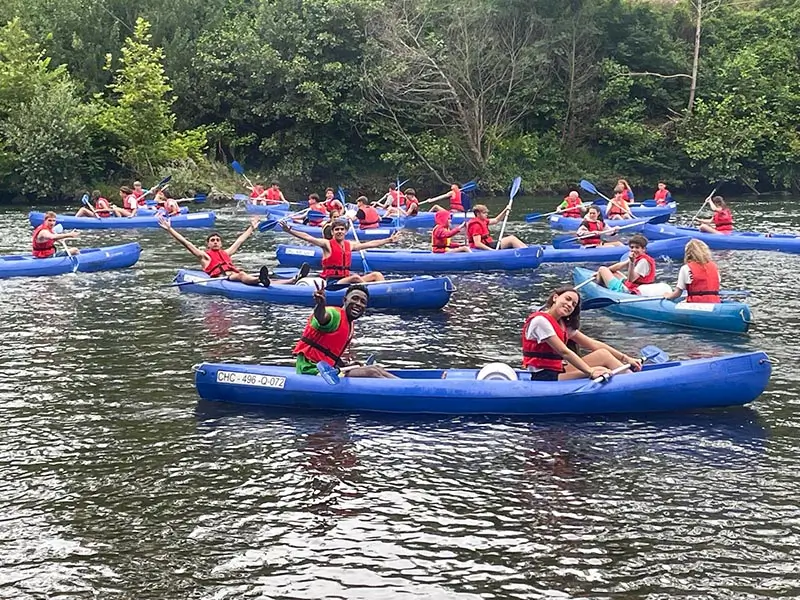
[529, 369, 560, 382]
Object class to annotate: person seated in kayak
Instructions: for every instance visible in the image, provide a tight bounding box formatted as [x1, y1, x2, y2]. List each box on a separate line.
[575, 206, 623, 247]
[654, 181, 672, 206]
[321, 207, 345, 239]
[606, 187, 634, 220]
[299, 193, 328, 226]
[156, 190, 182, 216]
[594, 234, 656, 294]
[523, 286, 642, 381]
[355, 196, 381, 230]
[75, 190, 112, 218]
[294, 281, 398, 378]
[428, 184, 466, 213]
[32, 212, 81, 258]
[281, 218, 400, 284]
[111, 185, 138, 217]
[697, 196, 734, 234]
[250, 183, 267, 205]
[377, 183, 405, 210]
[431, 210, 470, 253]
[662, 239, 720, 303]
[466, 204, 526, 251]
[132, 181, 147, 206]
[557, 191, 585, 218]
[323, 188, 344, 214]
[265, 181, 286, 205]
[384, 187, 421, 218]
[616, 178, 634, 202]
[157, 214, 309, 287]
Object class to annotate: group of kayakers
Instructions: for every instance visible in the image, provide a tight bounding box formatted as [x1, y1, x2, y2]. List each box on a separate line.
[73, 179, 182, 219]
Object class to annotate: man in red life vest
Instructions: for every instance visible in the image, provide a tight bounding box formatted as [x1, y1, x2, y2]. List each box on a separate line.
[595, 234, 656, 294]
[75, 190, 112, 218]
[323, 188, 344, 213]
[431, 210, 469, 253]
[428, 184, 465, 213]
[132, 181, 147, 206]
[378, 183, 405, 209]
[653, 181, 672, 206]
[157, 214, 309, 287]
[32, 212, 80, 258]
[281, 218, 400, 285]
[265, 181, 286, 204]
[466, 204, 526, 250]
[355, 196, 381, 230]
[697, 196, 734, 234]
[556, 191, 585, 218]
[299, 193, 328, 226]
[384, 187, 421, 218]
[293, 281, 398, 378]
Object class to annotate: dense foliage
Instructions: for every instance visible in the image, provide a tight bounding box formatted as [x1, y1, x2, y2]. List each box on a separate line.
[0, 0, 798, 200]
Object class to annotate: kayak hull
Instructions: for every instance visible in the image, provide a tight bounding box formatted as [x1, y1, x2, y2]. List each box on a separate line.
[243, 201, 291, 214]
[173, 270, 454, 310]
[193, 351, 770, 415]
[0, 242, 142, 278]
[542, 237, 690, 263]
[29, 211, 216, 229]
[643, 223, 800, 254]
[548, 207, 673, 231]
[388, 211, 475, 229]
[274, 223, 398, 241]
[276, 244, 545, 273]
[572, 267, 752, 333]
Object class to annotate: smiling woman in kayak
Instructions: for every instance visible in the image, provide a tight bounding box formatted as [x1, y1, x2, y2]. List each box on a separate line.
[523, 287, 642, 381]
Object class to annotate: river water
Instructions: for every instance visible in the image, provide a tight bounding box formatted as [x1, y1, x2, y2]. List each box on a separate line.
[1, 195, 799, 599]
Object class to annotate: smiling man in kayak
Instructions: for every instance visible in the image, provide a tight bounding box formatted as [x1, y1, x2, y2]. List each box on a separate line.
[294, 281, 397, 378]
[280, 218, 400, 285]
[157, 214, 309, 287]
[32, 212, 80, 258]
[466, 204, 526, 250]
[595, 234, 656, 294]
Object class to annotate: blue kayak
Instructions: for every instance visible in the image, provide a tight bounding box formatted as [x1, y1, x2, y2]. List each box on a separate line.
[643, 223, 800, 254]
[598, 200, 677, 219]
[383, 210, 475, 229]
[548, 208, 673, 231]
[274, 223, 399, 241]
[542, 237, 690, 263]
[572, 267, 752, 333]
[173, 270, 454, 310]
[241, 200, 291, 215]
[29, 211, 217, 230]
[137, 206, 189, 215]
[0, 242, 141, 279]
[276, 244, 545, 273]
[193, 351, 770, 415]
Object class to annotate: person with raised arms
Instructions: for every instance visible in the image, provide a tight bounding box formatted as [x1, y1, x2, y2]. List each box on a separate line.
[431, 210, 470, 253]
[653, 181, 672, 206]
[697, 196, 734, 234]
[293, 281, 398, 378]
[575, 206, 623, 247]
[281, 218, 400, 285]
[522, 286, 642, 381]
[556, 191, 585, 218]
[75, 190, 112, 218]
[32, 211, 80, 258]
[355, 196, 381, 230]
[428, 183, 466, 213]
[662, 239, 721, 303]
[466, 204, 526, 250]
[157, 215, 308, 287]
[594, 234, 656, 294]
[616, 178, 634, 202]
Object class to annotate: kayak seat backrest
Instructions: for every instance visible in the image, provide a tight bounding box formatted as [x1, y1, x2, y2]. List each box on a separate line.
[444, 366, 527, 381]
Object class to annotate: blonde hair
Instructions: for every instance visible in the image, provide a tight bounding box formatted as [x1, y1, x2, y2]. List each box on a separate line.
[45, 210, 57, 219]
[684, 239, 712, 264]
[472, 204, 488, 214]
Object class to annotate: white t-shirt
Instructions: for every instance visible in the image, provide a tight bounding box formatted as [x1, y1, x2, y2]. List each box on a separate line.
[675, 264, 693, 290]
[630, 258, 652, 280]
[524, 315, 577, 372]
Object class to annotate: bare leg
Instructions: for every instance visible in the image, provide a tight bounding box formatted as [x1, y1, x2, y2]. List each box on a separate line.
[429, 205, 446, 213]
[228, 272, 261, 285]
[698, 224, 721, 234]
[446, 246, 471, 253]
[113, 207, 132, 217]
[498, 235, 527, 249]
[601, 240, 624, 247]
[558, 349, 627, 380]
[607, 215, 624, 221]
[596, 266, 625, 288]
[361, 272, 385, 283]
[75, 207, 94, 217]
[344, 365, 399, 379]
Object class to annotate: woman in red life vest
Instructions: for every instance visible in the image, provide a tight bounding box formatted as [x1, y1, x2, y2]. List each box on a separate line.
[265, 181, 286, 204]
[75, 190, 112, 218]
[653, 181, 672, 206]
[32, 211, 80, 258]
[323, 188, 344, 213]
[157, 214, 309, 287]
[431, 210, 470, 253]
[428, 184, 466, 213]
[522, 286, 642, 381]
[697, 196, 734, 234]
[294, 281, 398, 378]
[606, 188, 634, 220]
[250, 184, 267, 205]
[156, 190, 181, 216]
[466, 204, 526, 251]
[281, 218, 400, 285]
[575, 206, 623, 247]
[355, 196, 381, 230]
[662, 239, 721, 303]
[557, 191, 585, 218]
[111, 186, 139, 217]
[616, 179, 634, 202]
[595, 234, 656, 294]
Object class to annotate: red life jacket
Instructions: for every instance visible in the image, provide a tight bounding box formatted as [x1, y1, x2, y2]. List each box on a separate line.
[292, 307, 353, 368]
[95, 197, 112, 217]
[561, 196, 583, 218]
[358, 206, 381, 229]
[250, 186, 265, 200]
[388, 189, 405, 208]
[321, 239, 352, 279]
[265, 188, 282, 203]
[713, 208, 733, 232]
[204, 248, 240, 277]
[521, 312, 567, 372]
[450, 188, 464, 212]
[579, 220, 603, 246]
[466, 218, 492, 249]
[307, 203, 327, 226]
[324, 199, 344, 214]
[623, 253, 657, 293]
[31, 224, 56, 258]
[608, 197, 629, 216]
[431, 224, 461, 253]
[123, 194, 138, 212]
[686, 262, 721, 303]
[133, 190, 147, 206]
[654, 188, 670, 205]
[622, 189, 633, 202]
[163, 199, 181, 216]
[405, 198, 419, 215]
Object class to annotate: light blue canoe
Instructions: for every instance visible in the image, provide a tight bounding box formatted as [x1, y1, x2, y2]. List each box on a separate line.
[0, 242, 142, 279]
[548, 207, 673, 231]
[193, 351, 770, 415]
[29, 211, 216, 230]
[572, 266, 752, 333]
[642, 223, 800, 254]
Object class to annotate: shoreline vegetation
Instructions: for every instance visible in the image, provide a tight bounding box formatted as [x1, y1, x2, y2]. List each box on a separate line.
[1, 0, 798, 204]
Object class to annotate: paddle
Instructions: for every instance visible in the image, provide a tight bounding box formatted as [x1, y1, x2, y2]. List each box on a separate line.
[231, 160, 255, 190]
[554, 217, 654, 245]
[574, 345, 669, 392]
[347, 218, 372, 274]
[581, 290, 749, 309]
[495, 177, 522, 249]
[317, 355, 379, 385]
[579, 179, 631, 217]
[525, 202, 592, 223]
[52, 224, 79, 273]
[257, 207, 327, 232]
[418, 180, 478, 207]
[144, 175, 171, 197]
[691, 186, 719, 224]
[80, 194, 102, 220]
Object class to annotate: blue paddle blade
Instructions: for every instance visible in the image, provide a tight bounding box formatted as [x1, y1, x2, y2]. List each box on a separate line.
[195, 194, 207, 203]
[525, 212, 543, 222]
[460, 180, 478, 193]
[233, 193, 249, 202]
[231, 160, 245, 175]
[53, 224, 64, 233]
[641, 345, 669, 364]
[337, 187, 346, 203]
[257, 218, 279, 232]
[81, 194, 91, 207]
[461, 190, 472, 211]
[509, 176, 522, 200]
[306, 210, 326, 221]
[579, 179, 599, 196]
[317, 361, 341, 385]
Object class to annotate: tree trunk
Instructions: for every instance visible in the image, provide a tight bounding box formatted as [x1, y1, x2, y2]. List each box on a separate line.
[688, 0, 702, 114]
